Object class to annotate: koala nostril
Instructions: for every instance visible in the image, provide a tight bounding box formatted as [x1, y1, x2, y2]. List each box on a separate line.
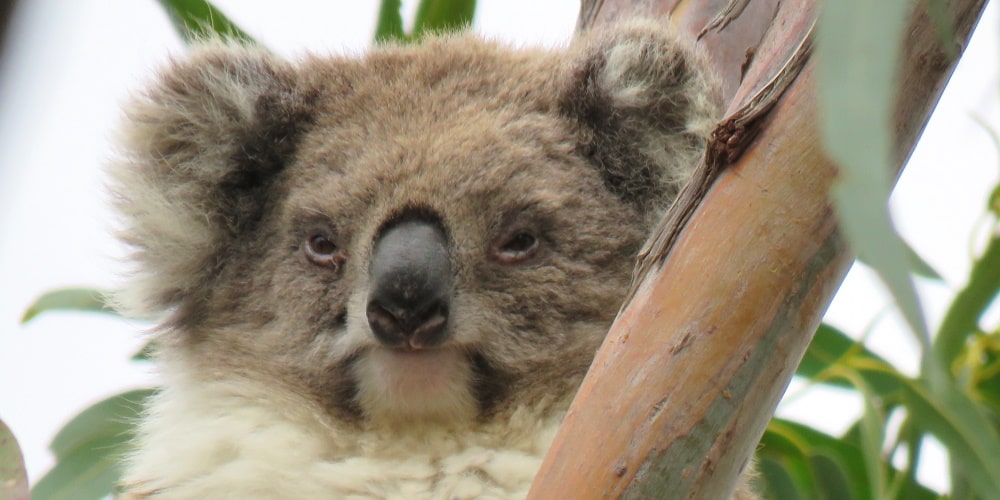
[366, 301, 404, 345]
[366, 298, 450, 349]
[410, 301, 448, 346]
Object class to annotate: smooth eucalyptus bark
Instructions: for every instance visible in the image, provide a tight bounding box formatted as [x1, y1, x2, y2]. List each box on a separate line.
[529, 0, 988, 497]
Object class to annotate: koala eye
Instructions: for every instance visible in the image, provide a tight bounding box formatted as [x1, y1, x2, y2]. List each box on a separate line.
[305, 233, 346, 270]
[492, 230, 540, 265]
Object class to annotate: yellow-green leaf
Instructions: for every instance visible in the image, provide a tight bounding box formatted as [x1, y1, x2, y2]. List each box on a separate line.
[0, 419, 29, 500]
[21, 288, 114, 324]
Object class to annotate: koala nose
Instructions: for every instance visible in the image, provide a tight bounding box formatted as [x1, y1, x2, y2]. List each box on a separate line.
[366, 218, 452, 349]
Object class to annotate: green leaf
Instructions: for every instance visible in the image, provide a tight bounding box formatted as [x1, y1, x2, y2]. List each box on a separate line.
[902, 243, 943, 281]
[32, 434, 128, 500]
[796, 324, 1000, 497]
[762, 417, 943, 500]
[757, 427, 822, 498]
[964, 331, 1000, 415]
[829, 339, 1000, 500]
[21, 287, 115, 324]
[906, 369, 1000, 498]
[796, 323, 857, 389]
[933, 233, 1000, 368]
[890, 420, 940, 500]
[859, 237, 943, 281]
[33, 390, 154, 500]
[156, 0, 255, 45]
[818, 0, 930, 347]
[925, 0, 958, 59]
[760, 419, 869, 499]
[989, 185, 1000, 217]
[413, 0, 476, 38]
[810, 454, 857, 500]
[0, 419, 29, 500]
[374, 0, 407, 44]
[49, 389, 153, 460]
[131, 340, 157, 362]
[759, 457, 806, 500]
[853, 376, 888, 498]
[797, 323, 901, 395]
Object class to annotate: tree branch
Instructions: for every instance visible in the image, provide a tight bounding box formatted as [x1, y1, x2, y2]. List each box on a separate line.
[529, 0, 988, 497]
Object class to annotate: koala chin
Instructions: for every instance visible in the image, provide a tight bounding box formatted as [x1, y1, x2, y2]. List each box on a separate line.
[110, 19, 755, 499]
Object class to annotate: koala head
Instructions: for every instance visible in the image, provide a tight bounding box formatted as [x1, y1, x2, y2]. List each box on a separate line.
[111, 22, 719, 428]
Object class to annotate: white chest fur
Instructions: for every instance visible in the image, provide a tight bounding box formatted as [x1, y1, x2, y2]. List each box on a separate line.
[121, 368, 564, 499]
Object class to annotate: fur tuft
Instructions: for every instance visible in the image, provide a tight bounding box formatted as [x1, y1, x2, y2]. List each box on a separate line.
[561, 20, 722, 214]
[108, 44, 314, 321]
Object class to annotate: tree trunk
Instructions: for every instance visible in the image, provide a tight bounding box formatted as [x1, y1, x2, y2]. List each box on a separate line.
[529, 0, 988, 498]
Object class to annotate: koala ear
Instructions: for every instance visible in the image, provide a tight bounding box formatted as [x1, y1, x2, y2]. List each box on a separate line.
[110, 45, 314, 318]
[560, 21, 721, 210]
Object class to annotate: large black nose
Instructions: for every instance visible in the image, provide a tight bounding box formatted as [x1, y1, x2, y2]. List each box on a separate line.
[366, 218, 452, 349]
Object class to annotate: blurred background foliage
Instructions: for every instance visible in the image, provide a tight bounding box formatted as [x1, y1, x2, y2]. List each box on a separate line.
[3, 0, 999, 498]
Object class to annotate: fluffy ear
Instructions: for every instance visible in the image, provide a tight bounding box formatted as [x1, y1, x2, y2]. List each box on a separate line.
[109, 45, 314, 319]
[560, 21, 721, 210]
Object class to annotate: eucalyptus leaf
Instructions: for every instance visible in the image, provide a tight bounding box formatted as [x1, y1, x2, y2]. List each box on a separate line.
[413, 0, 476, 37]
[964, 331, 1000, 413]
[844, 343, 1000, 496]
[33, 390, 153, 499]
[375, 0, 407, 44]
[895, 421, 936, 500]
[0, 419, 29, 500]
[761, 419, 869, 499]
[969, 114, 1000, 167]
[759, 457, 806, 500]
[131, 340, 157, 362]
[763, 417, 943, 499]
[32, 434, 129, 500]
[794, 324, 995, 497]
[853, 376, 888, 498]
[904, 371, 1000, 497]
[858, 237, 943, 281]
[818, 0, 930, 347]
[903, 243, 943, 281]
[797, 323, 901, 395]
[757, 426, 820, 498]
[796, 323, 859, 390]
[810, 454, 856, 500]
[933, 233, 1000, 367]
[156, 0, 255, 45]
[49, 389, 153, 460]
[925, 0, 958, 58]
[21, 287, 115, 324]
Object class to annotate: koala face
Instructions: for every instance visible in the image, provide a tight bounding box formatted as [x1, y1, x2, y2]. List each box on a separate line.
[111, 23, 719, 429]
[266, 87, 645, 423]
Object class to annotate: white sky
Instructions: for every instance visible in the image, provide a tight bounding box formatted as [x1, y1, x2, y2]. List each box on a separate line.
[0, 0, 996, 493]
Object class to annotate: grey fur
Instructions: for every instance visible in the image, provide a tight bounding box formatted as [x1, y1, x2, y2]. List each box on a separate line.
[111, 20, 733, 497]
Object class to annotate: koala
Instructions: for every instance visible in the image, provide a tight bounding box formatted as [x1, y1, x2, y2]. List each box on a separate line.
[110, 20, 754, 499]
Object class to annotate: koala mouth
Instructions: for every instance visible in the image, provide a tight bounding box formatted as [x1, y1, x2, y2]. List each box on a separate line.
[352, 345, 477, 422]
[377, 345, 458, 365]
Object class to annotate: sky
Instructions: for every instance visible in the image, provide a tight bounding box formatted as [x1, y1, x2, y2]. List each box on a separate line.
[0, 0, 997, 493]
